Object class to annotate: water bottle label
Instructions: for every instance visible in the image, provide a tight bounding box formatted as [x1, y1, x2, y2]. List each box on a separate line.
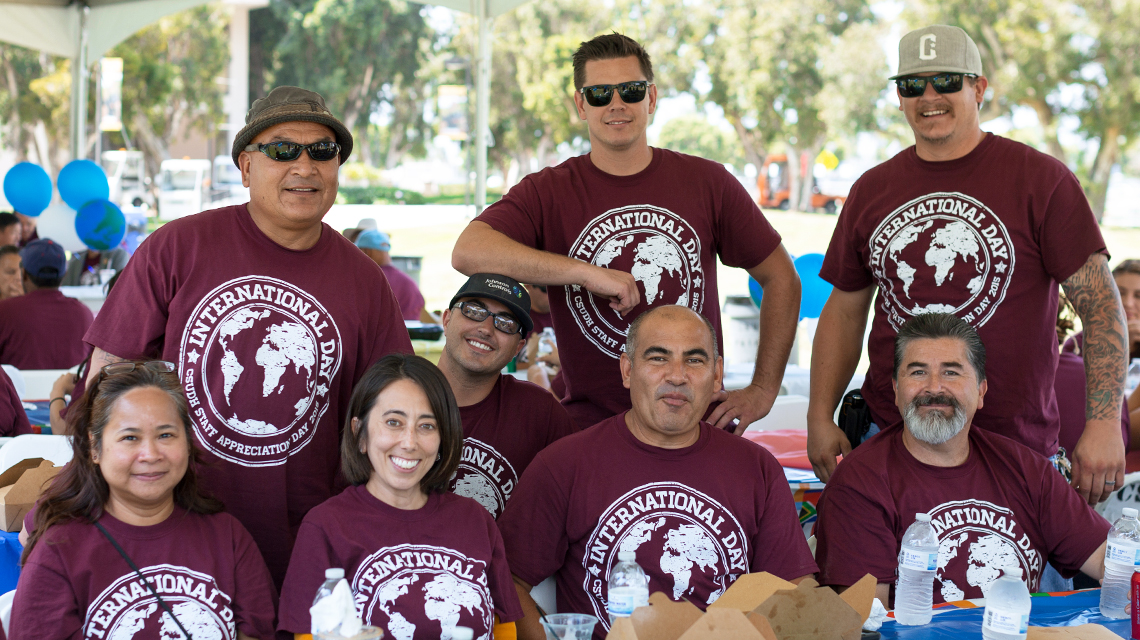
[607, 587, 647, 617]
[1106, 542, 1140, 567]
[899, 548, 938, 571]
[984, 608, 1029, 634]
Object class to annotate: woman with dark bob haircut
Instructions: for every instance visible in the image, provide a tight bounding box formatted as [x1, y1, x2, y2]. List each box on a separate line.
[278, 354, 523, 639]
[11, 361, 278, 640]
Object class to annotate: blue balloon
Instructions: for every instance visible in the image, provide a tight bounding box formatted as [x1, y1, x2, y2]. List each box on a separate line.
[75, 199, 126, 252]
[58, 159, 110, 210]
[794, 253, 833, 320]
[2, 163, 53, 216]
[748, 276, 763, 308]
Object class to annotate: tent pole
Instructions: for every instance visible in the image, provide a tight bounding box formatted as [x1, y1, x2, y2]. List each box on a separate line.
[474, 0, 491, 215]
[70, 5, 90, 161]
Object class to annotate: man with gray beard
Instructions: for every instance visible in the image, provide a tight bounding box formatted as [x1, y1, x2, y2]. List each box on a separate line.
[814, 313, 1109, 607]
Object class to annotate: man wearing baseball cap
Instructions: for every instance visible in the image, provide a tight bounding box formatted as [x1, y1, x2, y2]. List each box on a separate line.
[83, 86, 412, 585]
[0, 239, 92, 370]
[355, 229, 436, 323]
[808, 25, 1127, 507]
[436, 274, 576, 520]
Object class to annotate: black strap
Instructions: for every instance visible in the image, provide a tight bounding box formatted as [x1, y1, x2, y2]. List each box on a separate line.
[94, 520, 194, 640]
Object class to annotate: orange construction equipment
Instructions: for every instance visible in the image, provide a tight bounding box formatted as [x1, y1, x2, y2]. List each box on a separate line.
[757, 153, 846, 213]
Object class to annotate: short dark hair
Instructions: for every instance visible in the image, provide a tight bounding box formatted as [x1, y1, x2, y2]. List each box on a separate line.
[28, 273, 62, 288]
[893, 313, 986, 381]
[1113, 259, 1140, 278]
[0, 212, 17, 231]
[0, 245, 18, 259]
[572, 33, 654, 90]
[625, 305, 719, 360]
[341, 354, 462, 494]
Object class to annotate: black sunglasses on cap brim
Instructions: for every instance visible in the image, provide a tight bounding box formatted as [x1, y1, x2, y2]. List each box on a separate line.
[245, 141, 341, 162]
[580, 81, 651, 107]
[894, 73, 976, 98]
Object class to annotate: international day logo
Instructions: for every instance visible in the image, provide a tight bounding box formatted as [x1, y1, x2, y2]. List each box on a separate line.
[84, 565, 235, 640]
[566, 205, 705, 358]
[868, 192, 1015, 330]
[179, 276, 343, 467]
[450, 438, 519, 519]
[927, 499, 1041, 602]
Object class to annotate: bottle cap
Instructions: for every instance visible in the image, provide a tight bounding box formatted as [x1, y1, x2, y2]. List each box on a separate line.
[1125, 508, 1138, 519]
[452, 628, 474, 640]
[618, 550, 637, 562]
[915, 513, 931, 522]
[1003, 566, 1023, 579]
[325, 568, 345, 580]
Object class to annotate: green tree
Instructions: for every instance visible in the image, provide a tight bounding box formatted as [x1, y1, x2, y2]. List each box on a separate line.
[0, 47, 73, 175]
[656, 115, 744, 166]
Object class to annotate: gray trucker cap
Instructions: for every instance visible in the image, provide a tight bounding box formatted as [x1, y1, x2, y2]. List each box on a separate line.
[891, 25, 983, 79]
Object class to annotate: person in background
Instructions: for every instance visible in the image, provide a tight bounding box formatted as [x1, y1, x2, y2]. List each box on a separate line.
[0, 213, 20, 247]
[278, 354, 523, 639]
[0, 245, 22, 300]
[14, 212, 38, 247]
[355, 229, 438, 324]
[437, 274, 576, 519]
[61, 246, 129, 286]
[815, 313, 1108, 605]
[0, 239, 93, 369]
[499, 305, 815, 640]
[0, 365, 31, 437]
[452, 33, 801, 432]
[82, 86, 413, 586]
[11, 361, 277, 640]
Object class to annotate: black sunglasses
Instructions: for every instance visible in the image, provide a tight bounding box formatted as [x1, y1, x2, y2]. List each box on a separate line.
[580, 81, 651, 107]
[454, 300, 522, 335]
[895, 73, 975, 98]
[245, 141, 341, 162]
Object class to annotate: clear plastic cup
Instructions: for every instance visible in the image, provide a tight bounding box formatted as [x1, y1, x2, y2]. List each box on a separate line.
[542, 613, 599, 640]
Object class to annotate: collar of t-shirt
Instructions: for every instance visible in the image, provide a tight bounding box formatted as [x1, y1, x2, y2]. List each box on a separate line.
[887, 422, 981, 480]
[613, 411, 714, 459]
[95, 504, 192, 542]
[580, 147, 665, 187]
[903, 131, 995, 173]
[236, 203, 334, 256]
[348, 483, 443, 521]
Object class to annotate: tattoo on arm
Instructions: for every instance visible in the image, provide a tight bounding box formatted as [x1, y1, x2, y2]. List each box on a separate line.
[86, 348, 128, 384]
[1062, 253, 1128, 421]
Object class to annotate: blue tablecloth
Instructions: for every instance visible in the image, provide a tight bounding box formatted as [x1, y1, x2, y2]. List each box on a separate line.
[21, 401, 52, 432]
[0, 530, 21, 593]
[880, 590, 1131, 638]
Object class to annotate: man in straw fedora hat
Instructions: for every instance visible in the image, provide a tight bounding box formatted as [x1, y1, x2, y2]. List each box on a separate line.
[83, 86, 412, 585]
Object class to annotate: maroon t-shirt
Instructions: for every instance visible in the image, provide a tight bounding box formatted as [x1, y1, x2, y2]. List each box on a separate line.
[83, 205, 413, 584]
[815, 423, 1110, 602]
[476, 149, 783, 428]
[278, 485, 523, 639]
[0, 289, 93, 370]
[449, 375, 577, 518]
[11, 508, 277, 640]
[498, 413, 816, 638]
[0, 366, 30, 436]
[821, 134, 1106, 457]
[380, 264, 425, 321]
[1055, 350, 1130, 453]
[529, 310, 553, 334]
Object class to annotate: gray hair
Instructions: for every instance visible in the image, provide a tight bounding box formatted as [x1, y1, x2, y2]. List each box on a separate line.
[625, 305, 719, 360]
[893, 313, 986, 381]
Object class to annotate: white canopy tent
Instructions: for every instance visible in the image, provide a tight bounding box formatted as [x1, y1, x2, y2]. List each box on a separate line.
[0, 0, 212, 160]
[431, 0, 531, 212]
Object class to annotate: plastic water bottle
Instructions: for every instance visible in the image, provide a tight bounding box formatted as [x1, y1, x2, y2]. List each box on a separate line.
[537, 327, 557, 357]
[607, 550, 649, 625]
[894, 512, 939, 625]
[1128, 359, 1140, 394]
[982, 566, 1031, 640]
[1101, 507, 1140, 618]
[313, 568, 344, 609]
[452, 628, 473, 640]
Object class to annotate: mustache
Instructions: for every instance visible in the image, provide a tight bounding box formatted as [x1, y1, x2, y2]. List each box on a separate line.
[912, 393, 959, 409]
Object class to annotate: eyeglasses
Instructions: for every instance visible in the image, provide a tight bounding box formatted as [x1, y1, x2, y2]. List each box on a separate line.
[453, 300, 522, 335]
[101, 361, 177, 377]
[580, 81, 651, 107]
[895, 73, 975, 98]
[245, 141, 341, 162]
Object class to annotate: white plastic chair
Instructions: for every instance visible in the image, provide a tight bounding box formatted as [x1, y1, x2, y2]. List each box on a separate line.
[0, 366, 24, 401]
[15, 369, 71, 401]
[0, 435, 73, 475]
[743, 395, 810, 432]
[0, 588, 14, 635]
[531, 576, 557, 615]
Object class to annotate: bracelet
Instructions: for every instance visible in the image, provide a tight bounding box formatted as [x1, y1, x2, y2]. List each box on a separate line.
[49, 397, 66, 406]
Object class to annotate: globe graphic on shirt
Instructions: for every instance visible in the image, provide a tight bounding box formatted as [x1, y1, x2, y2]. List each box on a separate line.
[374, 573, 487, 640]
[595, 233, 689, 310]
[106, 600, 225, 640]
[936, 530, 1023, 602]
[203, 305, 317, 437]
[883, 218, 987, 316]
[617, 518, 725, 604]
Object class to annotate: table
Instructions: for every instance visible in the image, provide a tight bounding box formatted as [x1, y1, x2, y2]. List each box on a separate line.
[0, 531, 21, 594]
[879, 590, 1130, 638]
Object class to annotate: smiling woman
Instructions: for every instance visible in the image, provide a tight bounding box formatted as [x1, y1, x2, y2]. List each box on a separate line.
[277, 354, 524, 640]
[11, 361, 278, 640]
